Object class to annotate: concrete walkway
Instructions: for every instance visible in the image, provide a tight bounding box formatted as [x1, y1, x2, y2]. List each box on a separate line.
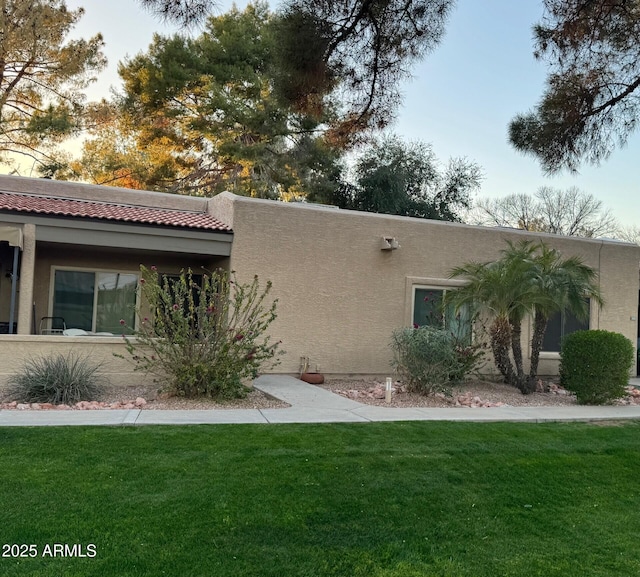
[2, 374, 640, 427]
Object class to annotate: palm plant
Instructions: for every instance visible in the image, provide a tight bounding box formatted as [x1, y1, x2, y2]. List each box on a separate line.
[446, 240, 602, 394]
[447, 241, 539, 391]
[526, 244, 603, 389]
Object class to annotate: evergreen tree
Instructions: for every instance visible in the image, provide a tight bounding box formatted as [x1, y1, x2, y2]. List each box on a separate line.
[509, 0, 640, 173]
[71, 3, 342, 199]
[272, 0, 454, 145]
[137, 0, 214, 26]
[0, 0, 106, 173]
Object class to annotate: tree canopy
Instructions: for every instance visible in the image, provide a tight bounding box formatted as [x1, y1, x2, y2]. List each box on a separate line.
[333, 136, 482, 221]
[68, 3, 345, 198]
[509, 0, 640, 173]
[0, 0, 106, 174]
[137, 0, 215, 26]
[272, 0, 454, 146]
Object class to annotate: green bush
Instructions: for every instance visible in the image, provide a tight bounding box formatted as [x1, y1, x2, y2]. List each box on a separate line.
[120, 267, 284, 399]
[391, 326, 468, 395]
[560, 330, 633, 405]
[5, 353, 106, 405]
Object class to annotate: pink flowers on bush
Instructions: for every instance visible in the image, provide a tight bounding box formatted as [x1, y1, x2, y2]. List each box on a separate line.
[119, 265, 284, 400]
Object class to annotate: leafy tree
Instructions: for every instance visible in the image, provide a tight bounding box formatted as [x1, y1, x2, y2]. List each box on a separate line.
[70, 3, 343, 199]
[272, 0, 454, 145]
[509, 0, 640, 173]
[471, 187, 619, 237]
[0, 0, 106, 173]
[447, 240, 602, 394]
[333, 136, 482, 220]
[62, 99, 194, 189]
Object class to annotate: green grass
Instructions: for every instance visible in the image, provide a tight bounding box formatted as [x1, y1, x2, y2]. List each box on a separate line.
[1, 421, 640, 576]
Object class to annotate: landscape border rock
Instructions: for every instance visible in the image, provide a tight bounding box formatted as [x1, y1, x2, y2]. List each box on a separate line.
[1, 397, 148, 411]
[322, 379, 640, 409]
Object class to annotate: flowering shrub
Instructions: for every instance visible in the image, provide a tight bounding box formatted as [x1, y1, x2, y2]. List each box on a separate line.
[391, 326, 466, 396]
[119, 266, 284, 399]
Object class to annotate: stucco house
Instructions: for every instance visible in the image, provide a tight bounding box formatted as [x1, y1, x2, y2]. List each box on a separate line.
[0, 174, 638, 388]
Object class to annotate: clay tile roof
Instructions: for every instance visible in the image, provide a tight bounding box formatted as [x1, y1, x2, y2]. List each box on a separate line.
[0, 192, 231, 232]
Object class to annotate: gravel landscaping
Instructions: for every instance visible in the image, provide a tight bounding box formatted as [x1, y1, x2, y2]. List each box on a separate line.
[2, 377, 640, 410]
[0, 384, 289, 411]
[321, 378, 640, 408]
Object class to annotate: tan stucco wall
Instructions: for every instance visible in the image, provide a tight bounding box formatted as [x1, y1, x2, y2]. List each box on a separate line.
[209, 192, 640, 377]
[0, 336, 155, 392]
[17, 223, 36, 334]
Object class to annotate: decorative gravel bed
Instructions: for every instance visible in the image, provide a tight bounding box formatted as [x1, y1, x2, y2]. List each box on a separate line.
[320, 378, 640, 408]
[3, 379, 640, 411]
[0, 385, 289, 411]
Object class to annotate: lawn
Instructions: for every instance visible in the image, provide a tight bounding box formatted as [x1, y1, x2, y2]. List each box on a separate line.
[1, 421, 640, 576]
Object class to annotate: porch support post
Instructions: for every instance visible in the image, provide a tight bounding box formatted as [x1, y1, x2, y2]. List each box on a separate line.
[17, 224, 35, 335]
[8, 245, 19, 333]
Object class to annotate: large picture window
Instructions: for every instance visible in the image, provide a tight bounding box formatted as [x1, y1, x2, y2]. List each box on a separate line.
[412, 287, 471, 344]
[52, 270, 138, 334]
[542, 304, 590, 352]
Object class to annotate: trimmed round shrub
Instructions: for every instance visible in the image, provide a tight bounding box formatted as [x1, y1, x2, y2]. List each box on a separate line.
[5, 353, 106, 405]
[391, 326, 464, 395]
[560, 330, 633, 405]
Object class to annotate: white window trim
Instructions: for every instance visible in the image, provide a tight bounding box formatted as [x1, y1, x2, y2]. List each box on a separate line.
[48, 265, 141, 333]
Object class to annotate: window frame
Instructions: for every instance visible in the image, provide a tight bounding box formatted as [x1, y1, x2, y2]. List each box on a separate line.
[48, 265, 140, 334]
[540, 300, 591, 354]
[406, 277, 471, 343]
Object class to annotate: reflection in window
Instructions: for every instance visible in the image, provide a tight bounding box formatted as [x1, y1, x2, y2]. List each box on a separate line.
[412, 288, 471, 344]
[96, 273, 138, 333]
[53, 270, 138, 334]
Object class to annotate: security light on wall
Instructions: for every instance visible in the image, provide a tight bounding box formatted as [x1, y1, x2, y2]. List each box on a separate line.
[380, 236, 400, 251]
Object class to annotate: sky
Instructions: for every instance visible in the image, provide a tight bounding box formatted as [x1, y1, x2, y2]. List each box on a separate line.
[60, 0, 640, 227]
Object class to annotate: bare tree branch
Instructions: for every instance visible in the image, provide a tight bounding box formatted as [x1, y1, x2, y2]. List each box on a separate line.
[470, 187, 619, 238]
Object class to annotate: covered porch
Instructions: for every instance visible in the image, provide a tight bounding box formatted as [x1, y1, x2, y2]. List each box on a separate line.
[0, 176, 233, 387]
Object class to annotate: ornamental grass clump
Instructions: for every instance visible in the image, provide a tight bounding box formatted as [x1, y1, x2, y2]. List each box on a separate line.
[120, 266, 283, 399]
[560, 329, 633, 405]
[5, 353, 106, 405]
[391, 326, 467, 396]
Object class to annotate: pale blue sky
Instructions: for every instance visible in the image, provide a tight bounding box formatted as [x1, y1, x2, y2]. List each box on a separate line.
[65, 0, 640, 226]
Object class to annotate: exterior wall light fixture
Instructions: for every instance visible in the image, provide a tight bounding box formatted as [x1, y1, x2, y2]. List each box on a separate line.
[380, 236, 400, 251]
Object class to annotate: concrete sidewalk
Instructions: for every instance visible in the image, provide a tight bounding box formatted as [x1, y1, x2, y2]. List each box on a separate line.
[2, 374, 640, 427]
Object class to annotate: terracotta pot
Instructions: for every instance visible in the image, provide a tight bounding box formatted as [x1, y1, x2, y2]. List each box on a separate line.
[300, 372, 324, 384]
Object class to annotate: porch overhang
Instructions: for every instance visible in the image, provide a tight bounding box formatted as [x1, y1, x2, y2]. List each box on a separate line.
[0, 213, 232, 256]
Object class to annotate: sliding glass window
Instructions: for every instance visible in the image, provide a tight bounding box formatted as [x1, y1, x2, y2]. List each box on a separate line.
[52, 270, 138, 334]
